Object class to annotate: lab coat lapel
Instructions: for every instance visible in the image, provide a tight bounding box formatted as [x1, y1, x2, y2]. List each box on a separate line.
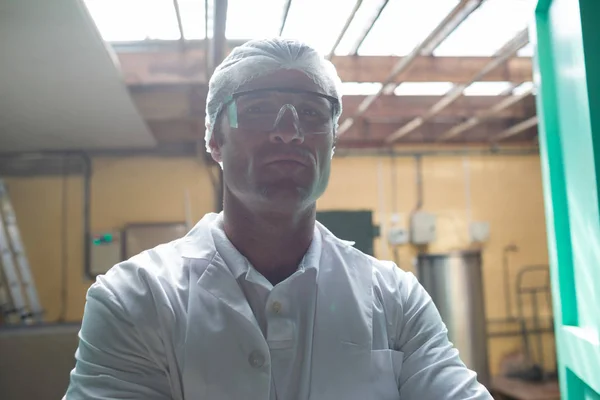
[178, 216, 269, 400]
[310, 227, 374, 399]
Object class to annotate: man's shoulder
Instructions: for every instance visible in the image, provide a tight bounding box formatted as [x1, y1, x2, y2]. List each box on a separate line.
[321, 229, 416, 294]
[105, 237, 189, 284]
[96, 214, 219, 300]
[320, 228, 407, 277]
[89, 235, 210, 323]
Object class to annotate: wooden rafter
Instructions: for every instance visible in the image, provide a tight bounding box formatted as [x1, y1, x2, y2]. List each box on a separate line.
[490, 116, 538, 142]
[436, 87, 534, 141]
[116, 48, 533, 86]
[338, 0, 487, 135]
[384, 29, 530, 144]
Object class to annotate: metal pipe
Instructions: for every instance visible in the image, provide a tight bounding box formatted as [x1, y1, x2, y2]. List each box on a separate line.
[81, 153, 92, 280]
[348, 0, 389, 55]
[172, 0, 186, 44]
[390, 149, 398, 216]
[502, 244, 519, 321]
[204, 0, 209, 79]
[515, 265, 551, 366]
[58, 157, 69, 322]
[279, 0, 293, 36]
[419, 0, 485, 55]
[326, 0, 363, 60]
[208, 0, 228, 76]
[531, 289, 545, 372]
[389, 151, 400, 265]
[413, 155, 423, 213]
[339, 0, 482, 136]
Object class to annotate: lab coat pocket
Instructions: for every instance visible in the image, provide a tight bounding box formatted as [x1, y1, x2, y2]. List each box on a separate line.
[370, 349, 403, 400]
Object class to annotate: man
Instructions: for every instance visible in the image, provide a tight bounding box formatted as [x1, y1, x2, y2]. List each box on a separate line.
[65, 38, 491, 399]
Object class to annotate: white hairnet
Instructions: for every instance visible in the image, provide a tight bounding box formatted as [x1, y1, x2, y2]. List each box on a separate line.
[205, 38, 343, 152]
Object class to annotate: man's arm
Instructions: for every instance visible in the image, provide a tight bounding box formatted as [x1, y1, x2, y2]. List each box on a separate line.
[396, 272, 492, 400]
[65, 280, 171, 399]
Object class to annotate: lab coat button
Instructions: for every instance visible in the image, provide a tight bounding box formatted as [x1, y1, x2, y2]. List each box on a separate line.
[248, 351, 265, 368]
[272, 301, 282, 313]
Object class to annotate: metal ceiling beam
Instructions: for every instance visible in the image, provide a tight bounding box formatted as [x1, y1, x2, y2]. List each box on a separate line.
[490, 116, 538, 142]
[207, 0, 228, 213]
[279, 0, 293, 36]
[420, 0, 485, 55]
[436, 86, 534, 141]
[348, 0, 389, 55]
[326, 0, 363, 60]
[384, 28, 530, 144]
[172, 0, 185, 43]
[338, 0, 484, 136]
[208, 0, 228, 76]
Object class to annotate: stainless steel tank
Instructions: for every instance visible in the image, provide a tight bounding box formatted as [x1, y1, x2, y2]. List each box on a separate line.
[416, 250, 490, 387]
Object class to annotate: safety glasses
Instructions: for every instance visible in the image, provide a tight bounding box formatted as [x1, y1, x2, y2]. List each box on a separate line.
[222, 88, 339, 135]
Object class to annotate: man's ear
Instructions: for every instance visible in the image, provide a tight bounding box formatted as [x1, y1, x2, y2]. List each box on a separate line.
[210, 138, 223, 163]
[206, 124, 223, 163]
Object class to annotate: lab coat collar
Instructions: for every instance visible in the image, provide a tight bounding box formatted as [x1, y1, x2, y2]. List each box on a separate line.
[177, 212, 352, 264]
[176, 212, 220, 260]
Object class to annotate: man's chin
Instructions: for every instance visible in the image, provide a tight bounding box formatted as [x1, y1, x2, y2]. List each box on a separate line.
[257, 182, 312, 211]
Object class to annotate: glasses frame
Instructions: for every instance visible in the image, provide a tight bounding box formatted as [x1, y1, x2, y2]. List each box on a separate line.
[220, 88, 340, 135]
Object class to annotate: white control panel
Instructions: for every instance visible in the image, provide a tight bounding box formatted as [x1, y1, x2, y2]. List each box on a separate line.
[410, 211, 436, 244]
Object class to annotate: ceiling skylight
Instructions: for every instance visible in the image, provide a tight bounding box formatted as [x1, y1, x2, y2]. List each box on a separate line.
[84, 0, 180, 41]
[341, 82, 383, 96]
[358, 0, 459, 56]
[463, 81, 513, 96]
[394, 82, 455, 96]
[434, 0, 535, 56]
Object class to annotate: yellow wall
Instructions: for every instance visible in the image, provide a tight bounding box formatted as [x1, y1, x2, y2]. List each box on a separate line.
[6, 153, 553, 376]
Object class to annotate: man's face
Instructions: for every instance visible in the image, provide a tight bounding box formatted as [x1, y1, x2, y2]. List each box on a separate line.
[210, 69, 335, 214]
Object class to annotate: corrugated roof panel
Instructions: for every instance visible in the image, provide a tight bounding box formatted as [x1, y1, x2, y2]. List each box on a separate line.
[434, 0, 535, 56]
[226, 0, 281, 39]
[281, 0, 358, 55]
[334, 0, 388, 55]
[358, 0, 459, 56]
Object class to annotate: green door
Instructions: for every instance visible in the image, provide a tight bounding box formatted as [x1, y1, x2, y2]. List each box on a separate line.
[316, 210, 379, 256]
[533, 0, 600, 398]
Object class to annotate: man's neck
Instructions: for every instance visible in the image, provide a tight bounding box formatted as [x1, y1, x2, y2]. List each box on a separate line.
[222, 192, 316, 285]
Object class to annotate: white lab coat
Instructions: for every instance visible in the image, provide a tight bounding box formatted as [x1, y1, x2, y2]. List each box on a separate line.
[65, 213, 491, 400]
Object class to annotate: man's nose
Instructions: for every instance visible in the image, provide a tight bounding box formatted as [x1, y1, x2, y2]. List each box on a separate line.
[269, 106, 304, 144]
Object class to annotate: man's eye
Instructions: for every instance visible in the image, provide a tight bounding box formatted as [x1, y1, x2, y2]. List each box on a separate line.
[300, 108, 321, 117]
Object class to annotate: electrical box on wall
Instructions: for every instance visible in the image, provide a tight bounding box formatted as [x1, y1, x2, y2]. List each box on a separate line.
[469, 221, 490, 243]
[387, 226, 409, 245]
[90, 231, 122, 276]
[411, 211, 436, 244]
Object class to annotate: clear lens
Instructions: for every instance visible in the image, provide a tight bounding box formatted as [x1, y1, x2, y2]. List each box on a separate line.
[229, 89, 335, 135]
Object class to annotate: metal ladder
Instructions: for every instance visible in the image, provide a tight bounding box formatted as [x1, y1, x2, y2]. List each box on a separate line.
[0, 179, 43, 324]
